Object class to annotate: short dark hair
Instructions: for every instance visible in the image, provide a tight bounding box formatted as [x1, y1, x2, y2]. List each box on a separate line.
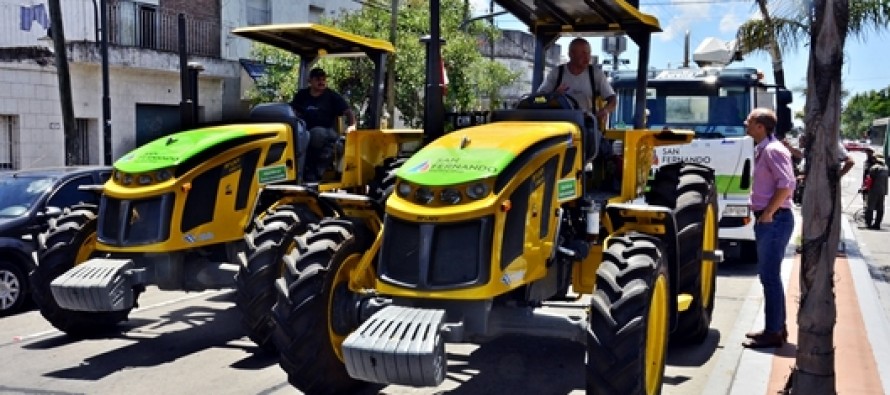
[749, 108, 777, 133]
[309, 67, 326, 79]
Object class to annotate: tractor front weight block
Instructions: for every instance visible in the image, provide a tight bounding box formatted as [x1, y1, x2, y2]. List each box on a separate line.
[342, 305, 447, 387]
[49, 258, 143, 312]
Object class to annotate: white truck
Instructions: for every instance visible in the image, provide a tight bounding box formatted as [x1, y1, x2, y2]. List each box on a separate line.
[609, 39, 793, 262]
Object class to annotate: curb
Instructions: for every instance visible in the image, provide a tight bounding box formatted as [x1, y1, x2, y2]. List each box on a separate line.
[702, 209, 890, 394]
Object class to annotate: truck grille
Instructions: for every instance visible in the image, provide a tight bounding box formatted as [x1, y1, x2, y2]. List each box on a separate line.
[98, 193, 173, 246]
[380, 216, 492, 289]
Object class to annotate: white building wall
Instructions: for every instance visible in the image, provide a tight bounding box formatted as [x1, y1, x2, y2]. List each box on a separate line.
[0, 60, 224, 168]
[220, 0, 360, 62]
[1, 0, 97, 47]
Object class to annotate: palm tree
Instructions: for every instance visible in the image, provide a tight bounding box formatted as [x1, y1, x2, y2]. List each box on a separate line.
[737, 1, 890, 393]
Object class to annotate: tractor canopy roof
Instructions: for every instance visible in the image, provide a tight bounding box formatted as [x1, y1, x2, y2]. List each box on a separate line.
[494, 0, 661, 37]
[231, 23, 394, 58]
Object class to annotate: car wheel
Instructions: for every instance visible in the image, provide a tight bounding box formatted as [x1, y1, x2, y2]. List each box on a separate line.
[0, 260, 28, 316]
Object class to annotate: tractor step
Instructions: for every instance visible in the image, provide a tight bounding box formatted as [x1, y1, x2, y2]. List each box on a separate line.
[342, 305, 447, 387]
[50, 258, 136, 312]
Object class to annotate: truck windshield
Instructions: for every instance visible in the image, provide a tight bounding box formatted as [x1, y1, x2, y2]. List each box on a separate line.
[612, 85, 750, 138]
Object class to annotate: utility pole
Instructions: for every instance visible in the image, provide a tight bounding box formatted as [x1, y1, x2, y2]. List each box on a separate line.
[48, 0, 76, 165]
[100, 0, 111, 164]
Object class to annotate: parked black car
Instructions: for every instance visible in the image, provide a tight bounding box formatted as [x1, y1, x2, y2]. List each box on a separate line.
[0, 166, 112, 316]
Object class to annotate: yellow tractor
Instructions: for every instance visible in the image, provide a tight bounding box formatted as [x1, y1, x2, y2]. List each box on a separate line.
[268, 3, 720, 395]
[29, 25, 423, 346]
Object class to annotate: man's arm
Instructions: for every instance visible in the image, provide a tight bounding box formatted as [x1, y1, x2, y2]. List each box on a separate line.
[536, 67, 558, 94]
[840, 156, 855, 177]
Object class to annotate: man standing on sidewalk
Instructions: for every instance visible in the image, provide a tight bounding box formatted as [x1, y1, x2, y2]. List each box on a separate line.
[744, 108, 796, 348]
[864, 154, 888, 230]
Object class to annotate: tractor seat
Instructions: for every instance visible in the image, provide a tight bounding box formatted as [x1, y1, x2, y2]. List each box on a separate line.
[249, 103, 310, 181]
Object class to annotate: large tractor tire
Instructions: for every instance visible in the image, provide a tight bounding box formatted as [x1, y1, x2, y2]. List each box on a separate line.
[30, 205, 131, 336]
[272, 219, 373, 395]
[234, 204, 319, 353]
[587, 234, 670, 395]
[646, 162, 718, 344]
[368, 157, 407, 207]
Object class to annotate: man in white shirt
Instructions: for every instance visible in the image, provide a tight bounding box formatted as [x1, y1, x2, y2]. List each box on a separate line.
[536, 38, 616, 121]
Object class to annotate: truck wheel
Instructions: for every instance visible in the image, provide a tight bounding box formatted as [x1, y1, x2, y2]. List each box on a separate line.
[234, 204, 319, 353]
[30, 205, 130, 336]
[368, 157, 407, 207]
[645, 163, 718, 344]
[587, 234, 670, 395]
[272, 219, 373, 395]
[0, 260, 28, 316]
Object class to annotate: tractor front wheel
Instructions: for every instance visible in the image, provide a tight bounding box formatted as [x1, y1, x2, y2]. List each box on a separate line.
[272, 219, 373, 395]
[587, 234, 670, 395]
[30, 205, 130, 336]
[234, 204, 319, 353]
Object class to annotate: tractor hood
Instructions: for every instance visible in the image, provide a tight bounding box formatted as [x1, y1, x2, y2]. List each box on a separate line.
[114, 126, 249, 173]
[398, 121, 576, 186]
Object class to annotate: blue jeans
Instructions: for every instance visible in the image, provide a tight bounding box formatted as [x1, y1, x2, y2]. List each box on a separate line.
[754, 208, 795, 333]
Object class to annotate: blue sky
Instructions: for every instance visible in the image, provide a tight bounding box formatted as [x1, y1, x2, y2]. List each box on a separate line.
[470, 0, 890, 116]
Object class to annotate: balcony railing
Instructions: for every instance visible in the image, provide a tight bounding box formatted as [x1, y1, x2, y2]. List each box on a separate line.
[108, 2, 220, 58]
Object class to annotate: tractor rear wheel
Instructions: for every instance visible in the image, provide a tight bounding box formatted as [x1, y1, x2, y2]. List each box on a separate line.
[30, 205, 130, 336]
[234, 204, 319, 353]
[646, 162, 718, 344]
[272, 219, 373, 395]
[587, 234, 670, 395]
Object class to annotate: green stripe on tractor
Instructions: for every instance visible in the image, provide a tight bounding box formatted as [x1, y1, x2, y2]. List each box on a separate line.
[399, 147, 516, 185]
[115, 127, 250, 173]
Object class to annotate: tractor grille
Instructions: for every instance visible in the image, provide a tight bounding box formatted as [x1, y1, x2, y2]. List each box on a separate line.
[98, 193, 173, 246]
[380, 216, 492, 289]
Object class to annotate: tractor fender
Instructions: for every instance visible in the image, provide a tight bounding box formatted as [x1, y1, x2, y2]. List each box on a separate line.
[249, 185, 341, 227]
[604, 202, 680, 328]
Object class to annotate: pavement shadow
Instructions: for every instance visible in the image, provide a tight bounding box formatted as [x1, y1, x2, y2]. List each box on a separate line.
[437, 335, 585, 394]
[667, 328, 721, 367]
[25, 305, 252, 381]
[717, 260, 759, 278]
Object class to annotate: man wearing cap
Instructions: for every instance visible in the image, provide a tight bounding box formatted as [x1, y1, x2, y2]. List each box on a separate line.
[864, 154, 888, 230]
[290, 67, 356, 181]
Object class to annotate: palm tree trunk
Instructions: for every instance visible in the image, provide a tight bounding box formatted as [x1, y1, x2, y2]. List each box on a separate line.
[756, 0, 786, 88]
[793, 0, 848, 393]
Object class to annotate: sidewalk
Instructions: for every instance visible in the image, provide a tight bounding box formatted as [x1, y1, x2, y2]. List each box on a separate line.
[707, 212, 890, 394]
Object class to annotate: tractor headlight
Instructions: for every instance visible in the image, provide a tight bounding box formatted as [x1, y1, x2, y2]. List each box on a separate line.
[440, 188, 462, 205]
[138, 174, 153, 185]
[156, 169, 172, 182]
[114, 171, 122, 182]
[397, 182, 412, 198]
[415, 187, 434, 204]
[466, 182, 490, 200]
[122, 174, 133, 185]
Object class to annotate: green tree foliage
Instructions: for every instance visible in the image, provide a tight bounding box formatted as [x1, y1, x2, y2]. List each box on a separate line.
[841, 87, 890, 139]
[245, 0, 520, 128]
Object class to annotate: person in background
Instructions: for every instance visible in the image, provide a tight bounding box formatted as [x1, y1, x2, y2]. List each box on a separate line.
[864, 154, 888, 230]
[744, 108, 796, 349]
[290, 67, 356, 181]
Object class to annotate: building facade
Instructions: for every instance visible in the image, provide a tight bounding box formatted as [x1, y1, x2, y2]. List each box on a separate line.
[0, 0, 357, 169]
[480, 29, 562, 109]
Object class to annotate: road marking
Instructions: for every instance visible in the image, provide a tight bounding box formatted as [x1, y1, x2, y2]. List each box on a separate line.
[6, 289, 230, 346]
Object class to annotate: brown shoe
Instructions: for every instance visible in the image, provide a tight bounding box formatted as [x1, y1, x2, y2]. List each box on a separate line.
[743, 331, 785, 348]
[746, 326, 788, 341]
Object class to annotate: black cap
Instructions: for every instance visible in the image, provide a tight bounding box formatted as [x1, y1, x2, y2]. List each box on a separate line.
[309, 68, 326, 78]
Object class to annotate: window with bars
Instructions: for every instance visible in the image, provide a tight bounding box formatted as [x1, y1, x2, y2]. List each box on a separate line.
[309, 5, 324, 23]
[137, 4, 157, 49]
[0, 115, 19, 170]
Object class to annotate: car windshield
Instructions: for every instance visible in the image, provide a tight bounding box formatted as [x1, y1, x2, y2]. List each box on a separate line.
[0, 175, 56, 217]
